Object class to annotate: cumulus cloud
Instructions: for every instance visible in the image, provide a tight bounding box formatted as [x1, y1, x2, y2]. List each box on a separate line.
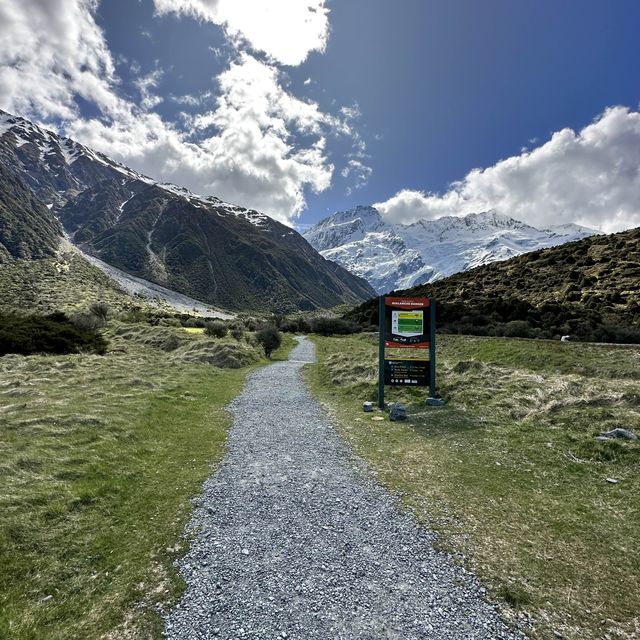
[0, 0, 116, 120]
[0, 0, 362, 225]
[66, 53, 345, 224]
[153, 0, 329, 66]
[375, 107, 640, 233]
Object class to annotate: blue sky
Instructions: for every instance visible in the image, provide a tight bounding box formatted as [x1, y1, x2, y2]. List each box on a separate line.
[1, 0, 640, 231]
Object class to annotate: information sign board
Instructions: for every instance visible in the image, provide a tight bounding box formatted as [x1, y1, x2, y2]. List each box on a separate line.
[378, 295, 436, 407]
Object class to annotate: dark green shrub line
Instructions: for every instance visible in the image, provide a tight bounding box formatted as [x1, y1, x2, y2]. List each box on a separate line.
[0, 311, 108, 356]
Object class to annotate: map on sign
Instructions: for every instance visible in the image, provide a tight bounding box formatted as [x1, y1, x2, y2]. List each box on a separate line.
[391, 310, 423, 337]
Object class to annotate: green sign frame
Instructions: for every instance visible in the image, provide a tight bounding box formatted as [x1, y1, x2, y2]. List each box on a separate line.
[378, 295, 436, 408]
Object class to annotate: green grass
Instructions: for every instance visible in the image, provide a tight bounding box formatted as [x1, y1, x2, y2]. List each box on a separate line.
[306, 333, 640, 640]
[0, 253, 137, 316]
[0, 323, 295, 639]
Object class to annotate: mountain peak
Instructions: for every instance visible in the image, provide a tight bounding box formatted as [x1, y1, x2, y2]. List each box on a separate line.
[304, 206, 598, 293]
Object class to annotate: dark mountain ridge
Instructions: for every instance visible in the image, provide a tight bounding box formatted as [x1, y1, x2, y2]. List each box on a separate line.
[0, 110, 375, 312]
[347, 228, 640, 343]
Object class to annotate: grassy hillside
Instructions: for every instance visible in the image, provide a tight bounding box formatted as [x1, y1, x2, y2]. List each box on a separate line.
[306, 333, 640, 640]
[0, 250, 141, 316]
[347, 227, 640, 342]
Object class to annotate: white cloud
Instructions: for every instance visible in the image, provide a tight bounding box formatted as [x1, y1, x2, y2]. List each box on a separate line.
[0, 0, 362, 225]
[153, 0, 329, 66]
[66, 53, 343, 224]
[375, 107, 640, 233]
[0, 0, 116, 121]
[134, 67, 164, 111]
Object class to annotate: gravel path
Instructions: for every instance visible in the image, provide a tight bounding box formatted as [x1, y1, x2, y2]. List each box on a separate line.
[164, 337, 523, 640]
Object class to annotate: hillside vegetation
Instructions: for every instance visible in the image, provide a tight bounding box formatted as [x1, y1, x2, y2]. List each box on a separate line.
[0, 163, 61, 263]
[347, 227, 640, 342]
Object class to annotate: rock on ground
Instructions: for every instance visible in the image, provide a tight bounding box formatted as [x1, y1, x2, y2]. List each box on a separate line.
[164, 337, 523, 640]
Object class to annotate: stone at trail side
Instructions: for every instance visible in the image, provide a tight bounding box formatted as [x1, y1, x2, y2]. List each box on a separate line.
[596, 428, 638, 441]
[606, 478, 619, 484]
[363, 401, 373, 412]
[371, 416, 384, 421]
[389, 404, 407, 421]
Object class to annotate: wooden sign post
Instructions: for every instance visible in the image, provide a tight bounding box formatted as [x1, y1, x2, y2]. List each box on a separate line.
[378, 296, 436, 408]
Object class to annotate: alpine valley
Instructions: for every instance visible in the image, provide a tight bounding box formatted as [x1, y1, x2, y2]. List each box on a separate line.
[0, 110, 375, 313]
[304, 205, 597, 293]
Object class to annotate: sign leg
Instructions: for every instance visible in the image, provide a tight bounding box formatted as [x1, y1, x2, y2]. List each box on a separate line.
[430, 299, 436, 400]
[378, 295, 385, 409]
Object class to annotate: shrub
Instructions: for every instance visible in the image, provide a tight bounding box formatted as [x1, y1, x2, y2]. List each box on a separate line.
[310, 317, 360, 336]
[89, 302, 110, 322]
[230, 328, 244, 341]
[279, 317, 311, 333]
[204, 320, 228, 339]
[256, 326, 282, 358]
[182, 316, 207, 328]
[71, 312, 103, 332]
[503, 320, 535, 339]
[0, 311, 108, 356]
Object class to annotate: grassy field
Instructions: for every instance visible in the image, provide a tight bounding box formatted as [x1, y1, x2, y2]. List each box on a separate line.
[0, 322, 294, 640]
[306, 333, 640, 640]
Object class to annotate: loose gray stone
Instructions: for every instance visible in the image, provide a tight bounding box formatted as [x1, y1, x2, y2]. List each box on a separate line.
[362, 401, 374, 412]
[164, 337, 523, 639]
[389, 403, 407, 421]
[597, 427, 638, 441]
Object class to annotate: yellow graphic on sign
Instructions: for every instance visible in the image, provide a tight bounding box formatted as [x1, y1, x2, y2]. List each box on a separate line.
[391, 310, 423, 337]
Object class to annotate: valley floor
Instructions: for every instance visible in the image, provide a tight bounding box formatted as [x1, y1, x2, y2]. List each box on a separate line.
[2, 329, 638, 639]
[165, 337, 520, 639]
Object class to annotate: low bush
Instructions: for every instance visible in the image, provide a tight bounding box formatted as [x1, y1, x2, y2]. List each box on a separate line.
[204, 320, 228, 339]
[89, 302, 110, 322]
[175, 340, 259, 368]
[256, 326, 282, 358]
[280, 317, 312, 333]
[311, 317, 360, 336]
[0, 311, 108, 356]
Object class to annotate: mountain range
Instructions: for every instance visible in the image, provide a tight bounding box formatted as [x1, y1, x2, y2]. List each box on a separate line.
[346, 226, 640, 342]
[0, 110, 375, 313]
[304, 205, 597, 294]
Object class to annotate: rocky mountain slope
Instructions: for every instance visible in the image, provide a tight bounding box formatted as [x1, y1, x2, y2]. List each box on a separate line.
[347, 227, 640, 342]
[0, 110, 375, 312]
[304, 205, 596, 293]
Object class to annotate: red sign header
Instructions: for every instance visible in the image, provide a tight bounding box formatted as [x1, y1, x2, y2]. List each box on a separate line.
[385, 297, 430, 309]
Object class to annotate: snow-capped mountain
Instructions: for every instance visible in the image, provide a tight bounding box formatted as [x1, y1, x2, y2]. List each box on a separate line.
[304, 205, 598, 293]
[0, 110, 375, 311]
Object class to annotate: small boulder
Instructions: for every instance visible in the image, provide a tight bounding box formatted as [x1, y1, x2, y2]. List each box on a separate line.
[597, 428, 638, 441]
[389, 403, 407, 421]
[363, 401, 374, 412]
[560, 335, 571, 342]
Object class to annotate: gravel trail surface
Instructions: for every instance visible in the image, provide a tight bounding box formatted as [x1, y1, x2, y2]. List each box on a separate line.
[165, 337, 522, 639]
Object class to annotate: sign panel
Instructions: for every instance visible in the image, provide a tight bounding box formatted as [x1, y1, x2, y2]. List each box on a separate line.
[384, 358, 430, 386]
[378, 295, 437, 407]
[384, 297, 430, 348]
